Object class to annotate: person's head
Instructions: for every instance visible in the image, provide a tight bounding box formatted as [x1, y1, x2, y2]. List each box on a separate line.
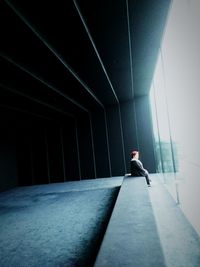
[131, 150, 139, 159]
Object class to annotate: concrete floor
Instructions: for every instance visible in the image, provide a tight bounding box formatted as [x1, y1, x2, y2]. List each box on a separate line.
[1, 175, 200, 267]
[0, 177, 123, 267]
[95, 174, 200, 267]
[149, 174, 200, 267]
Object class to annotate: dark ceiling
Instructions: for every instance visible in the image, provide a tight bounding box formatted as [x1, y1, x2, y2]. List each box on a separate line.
[0, 0, 170, 121]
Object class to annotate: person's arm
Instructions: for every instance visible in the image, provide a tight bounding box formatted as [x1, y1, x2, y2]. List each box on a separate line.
[134, 160, 148, 176]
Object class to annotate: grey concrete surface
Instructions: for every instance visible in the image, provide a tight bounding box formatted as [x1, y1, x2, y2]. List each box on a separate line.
[149, 174, 200, 267]
[94, 176, 166, 267]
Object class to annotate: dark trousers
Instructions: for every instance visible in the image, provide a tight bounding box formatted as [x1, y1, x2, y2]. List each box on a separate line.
[145, 174, 151, 185]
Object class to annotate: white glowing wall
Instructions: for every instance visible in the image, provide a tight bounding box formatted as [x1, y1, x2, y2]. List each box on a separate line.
[150, 0, 200, 235]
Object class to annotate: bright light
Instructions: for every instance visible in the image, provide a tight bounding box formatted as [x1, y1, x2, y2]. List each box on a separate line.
[150, 0, 200, 235]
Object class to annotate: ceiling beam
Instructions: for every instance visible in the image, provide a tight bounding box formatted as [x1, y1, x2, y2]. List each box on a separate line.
[126, 0, 136, 99]
[73, 0, 119, 104]
[125, 0, 139, 149]
[0, 83, 75, 118]
[0, 104, 52, 121]
[4, 0, 104, 109]
[0, 53, 89, 113]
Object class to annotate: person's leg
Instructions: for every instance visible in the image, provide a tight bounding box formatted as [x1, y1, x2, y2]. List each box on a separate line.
[145, 174, 151, 186]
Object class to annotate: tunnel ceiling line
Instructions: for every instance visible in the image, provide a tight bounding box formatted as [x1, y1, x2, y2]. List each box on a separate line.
[0, 53, 89, 113]
[0, 104, 53, 121]
[4, 0, 104, 110]
[73, 0, 127, 176]
[73, 0, 119, 104]
[125, 0, 139, 150]
[125, 0, 136, 100]
[0, 83, 75, 118]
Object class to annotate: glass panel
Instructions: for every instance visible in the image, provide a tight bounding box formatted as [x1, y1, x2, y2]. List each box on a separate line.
[150, 0, 200, 235]
[151, 54, 174, 173]
[149, 84, 162, 173]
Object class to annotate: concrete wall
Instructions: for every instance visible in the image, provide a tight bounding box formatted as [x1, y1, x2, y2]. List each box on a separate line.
[0, 128, 18, 192]
[0, 98, 156, 190]
[135, 96, 156, 173]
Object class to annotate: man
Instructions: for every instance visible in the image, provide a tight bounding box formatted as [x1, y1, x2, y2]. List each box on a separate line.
[130, 150, 151, 187]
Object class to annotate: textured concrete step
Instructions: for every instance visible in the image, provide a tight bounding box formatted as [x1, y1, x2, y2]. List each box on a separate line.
[94, 176, 166, 267]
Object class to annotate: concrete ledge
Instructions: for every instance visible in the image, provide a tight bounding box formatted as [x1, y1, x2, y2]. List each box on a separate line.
[94, 176, 166, 267]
